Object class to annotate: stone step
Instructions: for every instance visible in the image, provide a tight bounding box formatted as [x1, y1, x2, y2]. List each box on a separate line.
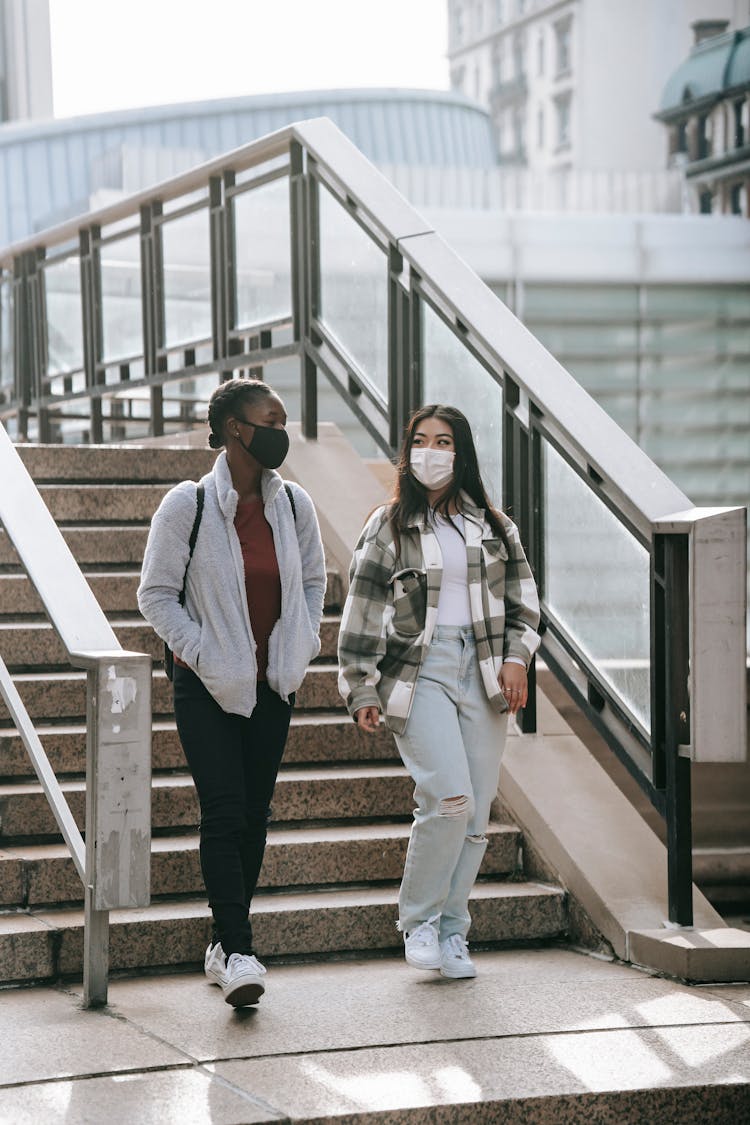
[0, 615, 343, 669]
[37, 483, 171, 523]
[0, 823, 522, 906]
[0, 880, 567, 983]
[0, 527, 150, 568]
[0, 664, 344, 723]
[0, 569, 343, 614]
[0, 765, 413, 840]
[15, 443, 218, 483]
[0, 572, 140, 616]
[0, 713, 399, 780]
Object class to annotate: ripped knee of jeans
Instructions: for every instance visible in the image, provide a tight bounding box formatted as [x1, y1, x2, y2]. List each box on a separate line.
[438, 794, 471, 818]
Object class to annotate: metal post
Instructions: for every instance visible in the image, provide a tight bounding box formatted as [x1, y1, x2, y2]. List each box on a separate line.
[503, 374, 537, 734]
[80, 227, 103, 444]
[408, 280, 422, 420]
[83, 888, 109, 1007]
[13, 253, 33, 440]
[290, 143, 318, 437]
[662, 533, 693, 926]
[29, 249, 51, 442]
[80, 651, 152, 1007]
[140, 203, 164, 438]
[303, 164, 321, 439]
[209, 175, 231, 378]
[388, 243, 408, 453]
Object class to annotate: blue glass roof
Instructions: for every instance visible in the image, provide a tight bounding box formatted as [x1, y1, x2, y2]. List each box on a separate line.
[0, 88, 496, 247]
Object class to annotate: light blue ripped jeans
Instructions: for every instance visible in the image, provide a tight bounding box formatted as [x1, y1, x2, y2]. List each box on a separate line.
[394, 625, 509, 942]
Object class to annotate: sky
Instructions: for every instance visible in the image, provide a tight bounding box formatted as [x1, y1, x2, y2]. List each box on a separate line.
[49, 0, 450, 119]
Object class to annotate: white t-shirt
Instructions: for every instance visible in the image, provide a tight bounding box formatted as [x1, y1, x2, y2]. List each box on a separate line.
[433, 513, 472, 626]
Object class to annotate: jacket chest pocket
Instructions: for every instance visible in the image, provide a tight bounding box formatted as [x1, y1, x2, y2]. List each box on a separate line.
[390, 568, 427, 636]
[482, 539, 509, 597]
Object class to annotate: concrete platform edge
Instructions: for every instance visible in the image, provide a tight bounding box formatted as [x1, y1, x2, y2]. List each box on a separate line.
[498, 712, 749, 982]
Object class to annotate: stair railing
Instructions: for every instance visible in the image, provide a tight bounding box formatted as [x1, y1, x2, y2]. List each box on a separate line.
[0, 117, 746, 930]
[0, 426, 151, 1006]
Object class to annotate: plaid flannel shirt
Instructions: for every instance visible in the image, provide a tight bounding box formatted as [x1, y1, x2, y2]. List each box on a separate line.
[337, 494, 541, 734]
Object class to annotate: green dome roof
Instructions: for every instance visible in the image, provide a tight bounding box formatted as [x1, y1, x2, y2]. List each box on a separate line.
[659, 26, 750, 115]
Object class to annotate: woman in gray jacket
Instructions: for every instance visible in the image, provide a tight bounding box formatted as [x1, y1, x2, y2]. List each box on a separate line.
[138, 378, 326, 1008]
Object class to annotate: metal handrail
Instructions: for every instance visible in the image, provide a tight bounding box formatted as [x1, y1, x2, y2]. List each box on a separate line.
[1, 117, 746, 930]
[0, 426, 151, 1005]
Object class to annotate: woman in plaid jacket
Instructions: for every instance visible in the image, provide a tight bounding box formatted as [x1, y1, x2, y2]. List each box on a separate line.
[338, 404, 540, 979]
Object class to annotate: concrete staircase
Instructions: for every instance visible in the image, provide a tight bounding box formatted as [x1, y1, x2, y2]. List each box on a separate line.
[0, 444, 566, 984]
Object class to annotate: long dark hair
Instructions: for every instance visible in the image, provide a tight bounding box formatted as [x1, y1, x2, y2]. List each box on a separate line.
[388, 404, 510, 556]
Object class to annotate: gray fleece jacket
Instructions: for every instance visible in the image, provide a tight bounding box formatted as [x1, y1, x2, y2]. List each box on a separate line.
[137, 451, 326, 715]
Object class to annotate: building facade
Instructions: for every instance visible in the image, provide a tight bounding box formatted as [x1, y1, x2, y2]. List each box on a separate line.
[655, 20, 750, 215]
[446, 0, 750, 174]
[0, 0, 52, 123]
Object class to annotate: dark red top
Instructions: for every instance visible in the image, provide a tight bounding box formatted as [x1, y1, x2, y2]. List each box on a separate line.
[233, 498, 282, 681]
[174, 497, 281, 680]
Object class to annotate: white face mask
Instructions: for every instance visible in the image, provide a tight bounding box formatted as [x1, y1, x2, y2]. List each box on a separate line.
[410, 447, 455, 490]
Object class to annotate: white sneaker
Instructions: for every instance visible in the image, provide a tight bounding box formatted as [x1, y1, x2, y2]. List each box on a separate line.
[404, 916, 441, 970]
[440, 934, 476, 979]
[204, 942, 227, 987]
[221, 952, 267, 1007]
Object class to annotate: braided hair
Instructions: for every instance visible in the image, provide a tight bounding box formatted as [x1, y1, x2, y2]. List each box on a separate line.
[206, 379, 276, 449]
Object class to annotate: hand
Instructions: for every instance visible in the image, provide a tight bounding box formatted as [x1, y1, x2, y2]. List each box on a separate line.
[355, 706, 380, 733]
[500, 663, 527, 716]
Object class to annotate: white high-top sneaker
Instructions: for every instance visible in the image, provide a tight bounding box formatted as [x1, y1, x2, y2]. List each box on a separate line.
[221, 953, 267, 1007]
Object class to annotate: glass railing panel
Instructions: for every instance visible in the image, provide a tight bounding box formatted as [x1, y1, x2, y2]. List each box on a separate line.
[233, 178, 292, 329]
[161, 375, 211, 436]
[161, 210, 211, 350]
[44, 257, 84, 383]
[100, 235, 143, 364]
[542, 439, 651, 732]
[422, 301, 503, 506]
[46, 398, 93, 444]
[0, 275, 12, 397]
[318, 184, 388, 401]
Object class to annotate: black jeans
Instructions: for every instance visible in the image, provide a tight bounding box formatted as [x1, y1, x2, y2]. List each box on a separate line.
[173, 664, 293, 956]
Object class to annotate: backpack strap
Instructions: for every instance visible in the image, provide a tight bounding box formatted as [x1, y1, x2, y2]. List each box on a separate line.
[178, 482, 204, 607]
[283, 481, 296, 521]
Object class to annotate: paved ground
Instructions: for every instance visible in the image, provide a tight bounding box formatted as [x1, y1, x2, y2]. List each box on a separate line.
[2, 947, 750, 1123]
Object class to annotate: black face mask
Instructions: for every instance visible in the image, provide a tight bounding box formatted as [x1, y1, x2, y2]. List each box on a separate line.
[236, 422, 289, 470]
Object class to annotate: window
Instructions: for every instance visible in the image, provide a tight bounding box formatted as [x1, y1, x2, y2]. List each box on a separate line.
[734, 100, 745, 148]
[495, 0, 504, 23]
[514, 108, 526, 154]
[473, 0, 484, 36]
[538, 106, 545, 148]
[697, 114, 711, 160]
[451, 66, 466, 93]
[495, 121, 504, 154]
[677, 120, 688, 153]
[538, 30, 545, 75]
[555, 92, 571, 148]
[699, 190, 713, 214]
[492, 44, 502, 86]
[474, 65, 482, 100]
[513, 30, 526, 78]
[517, 0, 527, 13]
[555, 18, 572, 75]
[452, 3, 465, 46]
[730, 183, 743, 215]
